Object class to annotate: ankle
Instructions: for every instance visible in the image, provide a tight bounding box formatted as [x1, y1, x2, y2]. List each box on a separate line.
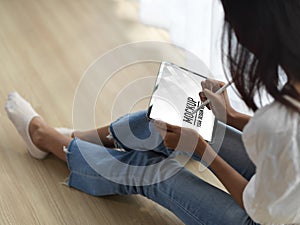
[29, 118, 49, 151]
[31, 126, 48, 150]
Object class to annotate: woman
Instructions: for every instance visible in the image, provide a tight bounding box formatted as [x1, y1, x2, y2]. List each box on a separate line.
[5, 0, 300, 224]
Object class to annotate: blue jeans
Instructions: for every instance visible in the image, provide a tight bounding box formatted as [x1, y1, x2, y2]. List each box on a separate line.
[66, 111, 258, 225]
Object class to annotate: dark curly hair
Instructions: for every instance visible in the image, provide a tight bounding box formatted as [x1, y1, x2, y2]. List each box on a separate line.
[220, 0, 300, 112]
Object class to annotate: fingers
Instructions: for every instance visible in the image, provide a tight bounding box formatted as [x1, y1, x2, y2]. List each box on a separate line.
[203, 88, 215, 99]
[199, 91, 211, 110]
[154, 120, 180, 133]
[154, 121, 180, 149]
[203, 88, 222, 107]
[200, 80, 218, 102]
[199, 91, 206, 102]
[200, 79, 226, 109]
[201, 79, 225, 93]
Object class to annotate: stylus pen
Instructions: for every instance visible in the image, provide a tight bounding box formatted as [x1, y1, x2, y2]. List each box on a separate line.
[192, 81, 233, 114]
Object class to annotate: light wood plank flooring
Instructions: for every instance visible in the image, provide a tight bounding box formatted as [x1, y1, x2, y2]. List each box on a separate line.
[0, 0, 225, 224]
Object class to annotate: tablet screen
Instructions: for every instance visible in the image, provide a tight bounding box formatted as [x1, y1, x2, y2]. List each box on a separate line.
[147, 62, 216, 142]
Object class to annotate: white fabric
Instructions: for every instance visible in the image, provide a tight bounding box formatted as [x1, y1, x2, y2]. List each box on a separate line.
[5, 92, 49, 159]
[242, 98, 300, 225]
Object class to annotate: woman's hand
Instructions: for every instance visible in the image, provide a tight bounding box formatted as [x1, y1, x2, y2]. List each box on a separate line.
[200, 79, 251, 131]
[200, 79, 235, 123]
[154, 120, 248, 209]
[154, 120, 208, 156]
[154, 119, 248, 209]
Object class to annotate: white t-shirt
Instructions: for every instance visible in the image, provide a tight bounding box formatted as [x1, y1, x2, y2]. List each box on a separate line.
[242, 96, 300, 225]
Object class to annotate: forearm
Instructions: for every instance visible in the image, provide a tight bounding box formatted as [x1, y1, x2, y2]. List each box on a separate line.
[197, 144, 248, 208]
[227, 109, 251, 132]
[210, 154, 248, 208]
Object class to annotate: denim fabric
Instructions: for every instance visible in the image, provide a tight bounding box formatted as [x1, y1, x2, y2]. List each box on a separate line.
[66, 111, 259, 225]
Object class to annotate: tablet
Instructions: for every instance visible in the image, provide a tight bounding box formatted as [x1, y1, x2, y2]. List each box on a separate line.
[147, 62, 216, 142]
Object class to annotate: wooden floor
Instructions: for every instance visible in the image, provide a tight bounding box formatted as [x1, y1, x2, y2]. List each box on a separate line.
[0, 0, 225, 224]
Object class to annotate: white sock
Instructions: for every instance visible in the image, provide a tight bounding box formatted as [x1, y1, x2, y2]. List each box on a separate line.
[5, 92, 49, 159]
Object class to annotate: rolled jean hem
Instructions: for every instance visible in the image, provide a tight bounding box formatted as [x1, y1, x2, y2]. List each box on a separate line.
[108, 123, 131, 151]
[63, 138, 96, 189]
[64, 138, 77, 188]
[107, 126, 124, 150]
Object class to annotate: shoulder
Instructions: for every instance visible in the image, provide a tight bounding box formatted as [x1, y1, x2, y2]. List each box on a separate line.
[242, 101, 300, 163]
[242, 100, 300, 224]
[245, 101, 299, 135]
